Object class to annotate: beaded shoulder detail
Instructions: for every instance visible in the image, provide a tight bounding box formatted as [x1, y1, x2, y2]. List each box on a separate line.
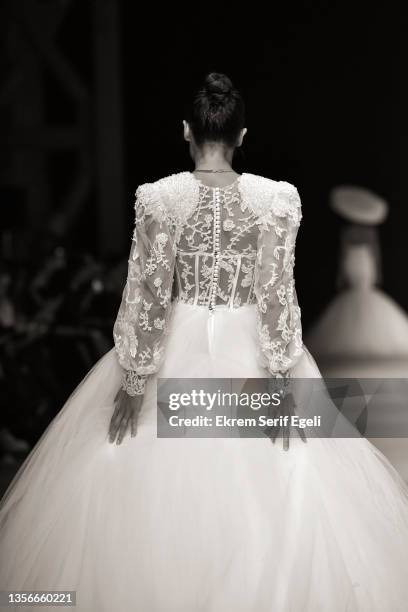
[135, 172, 199, 226]
[239, 173, 302, 228]
[136, 171, 301, 231]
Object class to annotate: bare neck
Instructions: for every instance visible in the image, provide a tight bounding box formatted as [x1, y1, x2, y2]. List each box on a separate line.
[192, 145, 240, 187]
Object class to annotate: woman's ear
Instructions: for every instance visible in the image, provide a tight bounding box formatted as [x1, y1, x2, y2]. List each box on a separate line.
[183, 120, 191, 142]
[236, 128, 248, 147]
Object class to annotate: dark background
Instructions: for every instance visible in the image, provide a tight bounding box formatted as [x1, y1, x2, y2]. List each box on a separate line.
[0, 1, 406, 447]
[129, 3, 404, 325]
[2, 2, 406, 316]
[123, 3, 405, 325]
[1, 1, 405, 323]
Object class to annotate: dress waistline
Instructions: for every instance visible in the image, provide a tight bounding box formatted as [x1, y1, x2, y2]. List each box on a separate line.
[172, 297, 257, 314]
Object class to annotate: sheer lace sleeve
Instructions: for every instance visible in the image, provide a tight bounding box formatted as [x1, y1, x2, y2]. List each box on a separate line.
[113, 184, 176, 395]
[253, 182, 303, 378]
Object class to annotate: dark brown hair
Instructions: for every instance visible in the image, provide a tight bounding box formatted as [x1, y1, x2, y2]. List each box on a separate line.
[186, 72, 245, 147]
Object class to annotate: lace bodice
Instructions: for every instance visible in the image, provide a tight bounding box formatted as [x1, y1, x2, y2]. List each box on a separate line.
[176, 179, 256, 309]
[113, 172, 303, 395]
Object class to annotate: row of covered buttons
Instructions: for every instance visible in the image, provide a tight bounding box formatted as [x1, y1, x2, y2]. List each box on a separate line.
[209, 188, 221, 311]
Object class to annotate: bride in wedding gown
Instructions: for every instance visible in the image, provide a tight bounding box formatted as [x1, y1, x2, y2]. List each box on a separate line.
[1, 72, 408, 612]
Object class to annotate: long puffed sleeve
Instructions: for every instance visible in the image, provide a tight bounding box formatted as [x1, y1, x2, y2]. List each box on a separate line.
[253, 182, 303, 378]
[113, 184, 176, 395]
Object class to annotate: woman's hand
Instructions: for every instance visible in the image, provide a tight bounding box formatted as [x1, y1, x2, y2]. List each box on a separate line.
[265, 391, 307, 451]
[108, 388, 144, 444]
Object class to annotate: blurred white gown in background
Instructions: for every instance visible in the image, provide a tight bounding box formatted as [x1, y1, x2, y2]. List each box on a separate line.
[306, 238, 408, 483]
[1, 173, 408, 612]
[306, 242, 408, 372]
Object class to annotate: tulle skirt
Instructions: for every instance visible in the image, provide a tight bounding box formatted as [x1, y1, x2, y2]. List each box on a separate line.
[1, 302, 408, 612]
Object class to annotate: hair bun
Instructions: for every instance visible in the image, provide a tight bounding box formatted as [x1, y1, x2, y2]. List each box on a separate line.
[187, 71, 245, 147]
[204, 72, 233, 96]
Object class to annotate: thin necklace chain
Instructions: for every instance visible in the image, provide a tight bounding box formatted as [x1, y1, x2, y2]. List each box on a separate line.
[195, 168, 235, 173]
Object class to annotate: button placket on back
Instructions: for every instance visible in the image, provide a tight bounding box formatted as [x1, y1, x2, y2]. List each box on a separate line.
[209, 187, 221, 313]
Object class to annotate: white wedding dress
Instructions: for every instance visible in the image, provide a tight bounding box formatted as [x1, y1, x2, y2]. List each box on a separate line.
[1, 172, 408, 612]
[306, 241, 408, 373]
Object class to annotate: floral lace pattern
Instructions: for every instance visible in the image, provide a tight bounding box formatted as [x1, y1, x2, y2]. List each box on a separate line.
[113, 172, 303, 394]
[113, 186, 177, 395]
[253, 195, 303, 377]
[175, 179, 259, 309]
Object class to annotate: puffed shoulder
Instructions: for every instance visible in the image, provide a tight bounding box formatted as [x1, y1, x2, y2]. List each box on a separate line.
[134, 171, 302, 228]
[134, 181, 164, 221]
[239, 173, 302, 227]
[135, 172, 199, 225]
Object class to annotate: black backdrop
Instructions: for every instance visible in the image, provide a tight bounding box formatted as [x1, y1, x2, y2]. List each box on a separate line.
[120, 3, 405, 328]
[2, 2, 406, 330]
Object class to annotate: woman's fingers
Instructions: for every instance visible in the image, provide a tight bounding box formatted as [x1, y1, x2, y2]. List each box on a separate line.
[108, 416, 121, 443]
[116, 411, 131, 445]
[108, 410, 120, 441]
[110, 403, 122, 428]
[130, 408, 139, 437]
[266, 423, 280, 444]
[108, 390, 144, 444]
[283, 423, 290, 451]
[109, 392, 124, 424]
[109, 396, 126, 442]
[109, 406, 125, 437]
[298, 427, 307, 443]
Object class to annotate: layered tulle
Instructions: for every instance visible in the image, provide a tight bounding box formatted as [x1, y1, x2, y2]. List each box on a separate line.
[1, 302, 408, 611]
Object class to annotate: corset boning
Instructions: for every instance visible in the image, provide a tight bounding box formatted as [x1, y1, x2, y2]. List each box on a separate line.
[171, 180, 260, 310]
[173, 251, 257, 310]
